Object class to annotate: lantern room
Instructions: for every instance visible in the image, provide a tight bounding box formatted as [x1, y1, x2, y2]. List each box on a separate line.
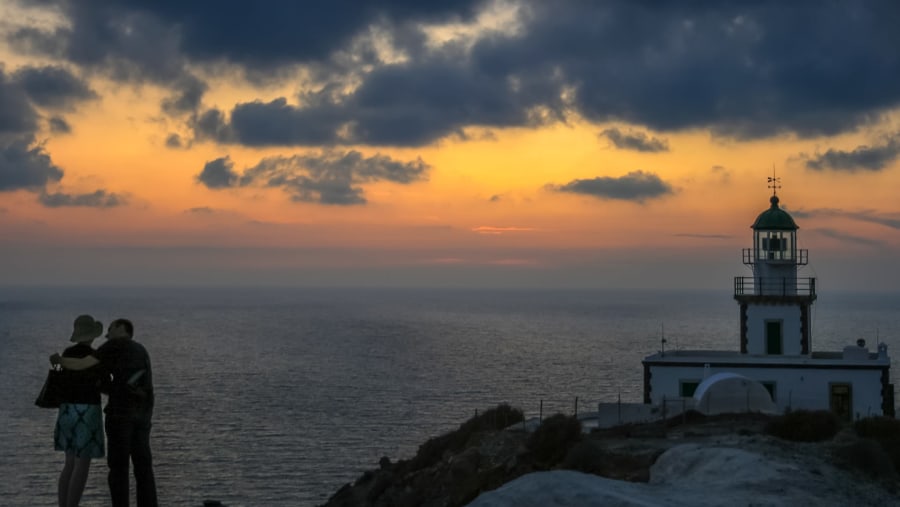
[751, 195, 799, 263]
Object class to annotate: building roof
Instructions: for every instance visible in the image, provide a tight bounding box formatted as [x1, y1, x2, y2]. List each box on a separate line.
[643, 349, 890, 369]
[752, 195, 798, 231]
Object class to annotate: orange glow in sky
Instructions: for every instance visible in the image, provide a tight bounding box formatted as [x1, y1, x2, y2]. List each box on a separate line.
[1, 2, 899, 289]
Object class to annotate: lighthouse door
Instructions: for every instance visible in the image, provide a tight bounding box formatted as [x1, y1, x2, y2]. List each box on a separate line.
[829, 383, 852, 421]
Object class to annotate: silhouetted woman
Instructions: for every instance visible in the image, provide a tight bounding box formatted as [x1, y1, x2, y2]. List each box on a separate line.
[54, 315, 106, 507]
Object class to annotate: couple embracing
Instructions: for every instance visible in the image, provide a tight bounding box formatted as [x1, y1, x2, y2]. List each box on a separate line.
[50, 315, 158, 507]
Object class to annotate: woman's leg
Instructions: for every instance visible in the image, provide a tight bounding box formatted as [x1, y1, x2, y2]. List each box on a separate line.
[58, 452, 74, 507]
[65, 456, 92, 507]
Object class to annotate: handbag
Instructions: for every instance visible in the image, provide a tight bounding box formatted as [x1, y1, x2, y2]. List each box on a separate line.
[35, 365, 67, 409]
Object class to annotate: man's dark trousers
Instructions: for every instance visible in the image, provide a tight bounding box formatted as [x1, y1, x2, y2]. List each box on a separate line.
[105, 415, 158, 507]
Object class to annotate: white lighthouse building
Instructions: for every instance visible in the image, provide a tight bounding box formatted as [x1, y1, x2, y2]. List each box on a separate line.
[642, 191, 894, 420]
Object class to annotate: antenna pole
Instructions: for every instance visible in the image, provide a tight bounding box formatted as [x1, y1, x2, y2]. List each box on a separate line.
[660, 323, 667, 356]
[767, 166, 781, 195]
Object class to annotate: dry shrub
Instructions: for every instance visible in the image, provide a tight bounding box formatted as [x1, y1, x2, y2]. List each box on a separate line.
[561, 439, 606, 474]
[832, 438, 898, 482]
[765, 410, 841, 442]
[853, 416, 900, 474]
[854, 416, 900, 440]
[527, 413, 582, 466]
[411, 403, 524, 469]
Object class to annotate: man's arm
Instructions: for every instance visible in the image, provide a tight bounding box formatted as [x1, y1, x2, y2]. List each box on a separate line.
[50, 353, 99, 370]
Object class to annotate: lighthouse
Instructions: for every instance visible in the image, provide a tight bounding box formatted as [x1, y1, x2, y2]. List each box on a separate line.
[734, 192, 816, 357]
[641, 184, 894, 420]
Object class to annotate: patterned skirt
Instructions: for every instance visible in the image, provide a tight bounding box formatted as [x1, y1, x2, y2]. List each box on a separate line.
[54, 403, 105, 458]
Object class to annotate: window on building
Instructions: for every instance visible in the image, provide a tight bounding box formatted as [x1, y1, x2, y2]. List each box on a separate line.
[766, 321, 783, 355]
[761, 381, 776, 402]
[680, 380, 700, 397]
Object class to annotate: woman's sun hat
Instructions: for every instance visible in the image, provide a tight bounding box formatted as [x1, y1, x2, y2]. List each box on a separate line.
[71, 314, 103, 342]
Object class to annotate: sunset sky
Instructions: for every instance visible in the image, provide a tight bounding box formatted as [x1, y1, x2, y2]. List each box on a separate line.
[1, 1, 899, 290]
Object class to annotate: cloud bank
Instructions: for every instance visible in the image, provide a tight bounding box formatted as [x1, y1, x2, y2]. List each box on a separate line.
[550, 170, 675, 203]
[198, 150, 430, 205]
[8, 1, 900, 149]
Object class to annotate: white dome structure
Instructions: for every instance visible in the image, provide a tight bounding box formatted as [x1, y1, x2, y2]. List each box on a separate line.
[693, 372, 777, 415]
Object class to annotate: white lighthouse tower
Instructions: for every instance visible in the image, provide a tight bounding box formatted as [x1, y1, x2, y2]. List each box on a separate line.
[734, 184, 816, 357]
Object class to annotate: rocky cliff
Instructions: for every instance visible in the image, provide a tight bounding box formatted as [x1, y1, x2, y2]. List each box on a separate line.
[322, 406, 900, 507]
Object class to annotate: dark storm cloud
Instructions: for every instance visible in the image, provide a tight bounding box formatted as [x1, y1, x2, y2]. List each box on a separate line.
[9, 1, 900, 147]
[207, 58, 554, 147]
[38, 189, 125, 208]
[792, 208, 900, 230]
[197, 150, 430, 205]
[12, 65, 97, 110]
[9, 0, 483, 71]
[191, 109, 235, 144]
[336, 59, 561, 146]
[226, 99, 343, 146]
[162, 75, 209, 115]
[0, 69, 68, 191]
[600, 128, 669, 153]
[9, 1, 207, 116]
[550, 170, 674, 202]
[0, 69, 39, 136]
[483, 1, 900, 140]
[805, 137, 900, 172]
[0, 136, 64, 191]
[185, 1, 900, 148]
[0, 65, 108, 205]
[197, 157, 239, 189]
[10, 2, 187, 82]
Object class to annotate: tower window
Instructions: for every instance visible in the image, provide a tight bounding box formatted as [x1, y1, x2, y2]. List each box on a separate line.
[766, 321, 783, 355]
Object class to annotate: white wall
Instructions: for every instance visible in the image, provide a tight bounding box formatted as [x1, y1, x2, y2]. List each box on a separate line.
[746, 305, 803, 355]
[649, 364, 885, 418]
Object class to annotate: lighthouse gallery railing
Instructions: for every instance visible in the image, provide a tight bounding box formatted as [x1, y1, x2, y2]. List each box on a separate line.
[733, 277, 817, 297]
[742, 248, 809, 265]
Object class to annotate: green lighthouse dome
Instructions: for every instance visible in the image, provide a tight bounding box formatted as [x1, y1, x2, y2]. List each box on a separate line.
[752, 195, 798, 230]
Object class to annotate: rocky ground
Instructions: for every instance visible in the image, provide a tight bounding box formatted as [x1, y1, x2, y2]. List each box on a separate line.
[321, 410, 900, 507]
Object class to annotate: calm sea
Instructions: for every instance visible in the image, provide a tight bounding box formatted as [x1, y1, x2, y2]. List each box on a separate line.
[1, 286, 898, 506]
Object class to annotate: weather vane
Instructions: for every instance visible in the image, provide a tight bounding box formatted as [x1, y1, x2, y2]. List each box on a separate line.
[767, 166, 781, 196]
